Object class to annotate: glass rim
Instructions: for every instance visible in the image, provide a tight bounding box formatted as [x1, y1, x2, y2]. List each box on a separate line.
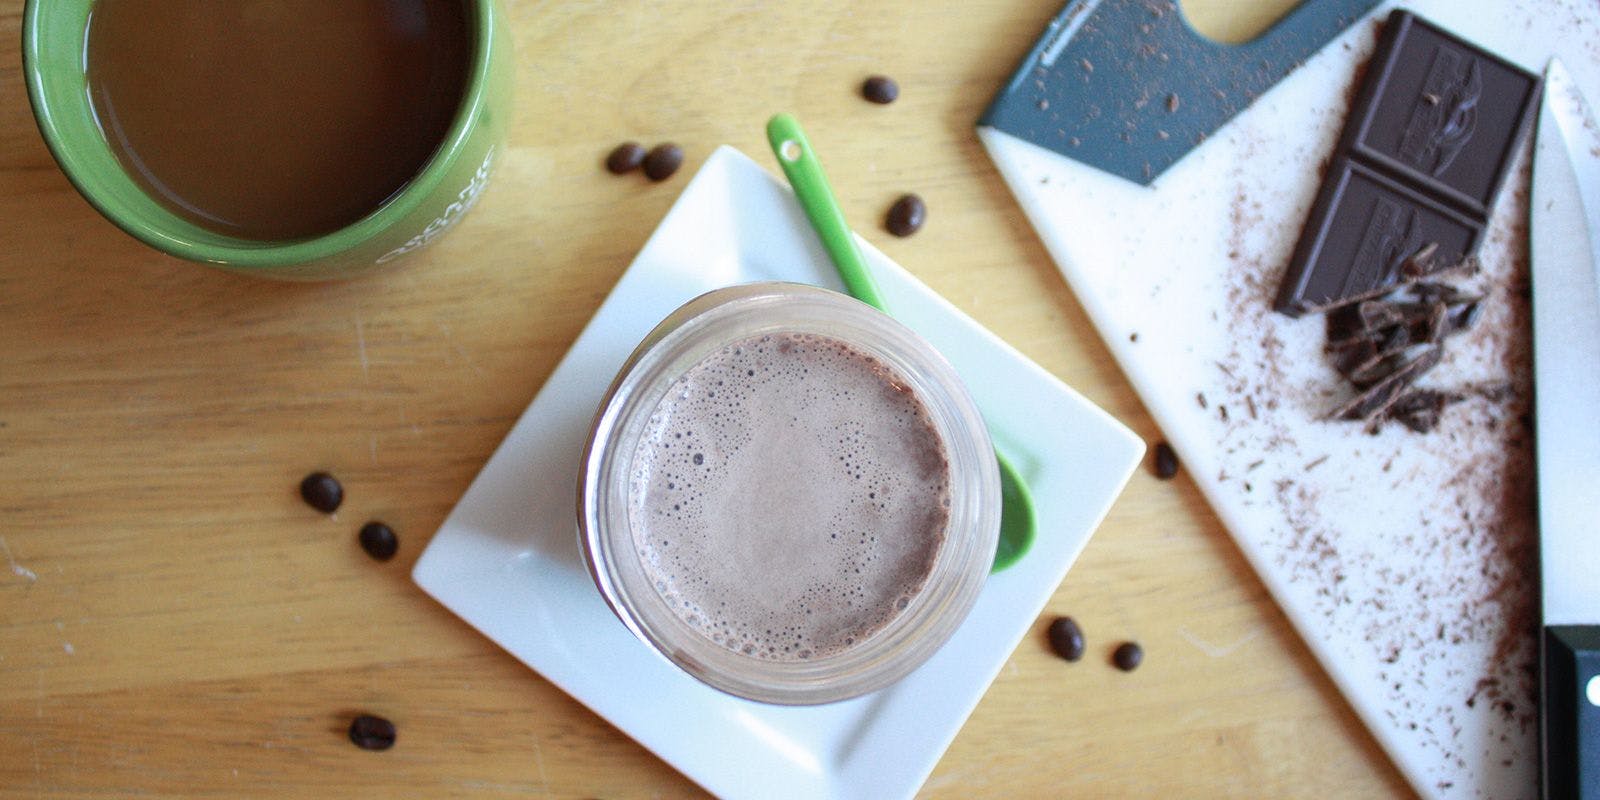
[578, 283, 1000, 705]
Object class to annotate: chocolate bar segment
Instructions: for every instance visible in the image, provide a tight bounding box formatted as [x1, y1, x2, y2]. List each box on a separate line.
[1273, 10, 1538, 317]
[1345, 13, 1542, 216]
[1275, 158, 1481, 315]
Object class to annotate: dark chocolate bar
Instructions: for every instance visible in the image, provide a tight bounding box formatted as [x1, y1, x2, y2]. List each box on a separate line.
[1274, 10, 1540, 316]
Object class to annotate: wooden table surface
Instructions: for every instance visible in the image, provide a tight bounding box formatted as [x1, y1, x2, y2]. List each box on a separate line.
[0, 1, 1418, 797]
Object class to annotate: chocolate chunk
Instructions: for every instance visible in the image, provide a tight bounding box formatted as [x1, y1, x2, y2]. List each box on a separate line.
[348, 714, 396, 751]
[1417, 301, 1449, 344]
[359, 521, 399, 561]
[1112, 642, 1143, 672]
[1047, 616, 1086, 662]
[642, 144, 684, 181]
[1358, 299, 1406, 330]
[1332, 339, 1380, 376]
[605, 142, 645, 174]
[1448, 300, 1483, 333]
[1393, 403, 1441, 433]
[1328, 346, 1442, 424]
[1345, 353, 1405, 388]
[1411, 281, 1477, 305]
[1274, 11, 1538, 317]
[1386, 388, 1461, 433]
[1325, 305, 1374, 346]
[300, 472, 343, 513]
[861, 75, 899, 105]
[1376, 323, 1412, 355]
[1320, 261, 1483, 430]
[885, 194, 926, 237]
[1152, 441, 1180, 480]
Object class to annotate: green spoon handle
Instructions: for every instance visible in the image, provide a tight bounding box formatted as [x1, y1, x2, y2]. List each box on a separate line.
[765, 113, 888, 312]
[765, 113, 1035, 574]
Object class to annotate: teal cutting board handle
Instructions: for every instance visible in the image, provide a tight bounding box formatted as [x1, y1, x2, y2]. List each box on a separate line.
[978, 0, 1379, 185]
[765, 113, 1037, 573]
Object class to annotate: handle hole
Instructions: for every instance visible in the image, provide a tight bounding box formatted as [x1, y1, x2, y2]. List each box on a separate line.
[779, 140, 802, 162]
[1181, 0, 1299, 45]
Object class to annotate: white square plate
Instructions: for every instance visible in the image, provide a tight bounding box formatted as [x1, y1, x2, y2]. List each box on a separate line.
[412, 146, 1143, 800]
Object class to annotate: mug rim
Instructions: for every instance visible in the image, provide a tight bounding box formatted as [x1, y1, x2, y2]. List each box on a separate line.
[20, 0, 498, 270]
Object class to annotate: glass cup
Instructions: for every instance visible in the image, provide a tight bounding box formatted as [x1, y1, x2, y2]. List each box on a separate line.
[578, 283, 1000, 705]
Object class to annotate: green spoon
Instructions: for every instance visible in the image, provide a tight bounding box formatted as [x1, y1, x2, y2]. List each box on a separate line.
[765, 113, 1036, 573]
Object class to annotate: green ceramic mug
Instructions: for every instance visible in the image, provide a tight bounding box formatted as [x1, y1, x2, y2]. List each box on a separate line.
[21, 0, 513, 280]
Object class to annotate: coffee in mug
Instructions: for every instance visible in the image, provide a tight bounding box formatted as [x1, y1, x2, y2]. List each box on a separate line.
[23, 0, 512, 278]
[86, 0, 473, 241]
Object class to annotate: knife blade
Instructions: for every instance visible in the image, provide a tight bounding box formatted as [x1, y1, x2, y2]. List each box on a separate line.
[1532, 58, 1600, 800]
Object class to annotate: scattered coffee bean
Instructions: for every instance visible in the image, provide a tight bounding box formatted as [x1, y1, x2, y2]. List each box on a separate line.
[1152, 442, 1179, 480]
[604, 142, 646, 174]
[300, 472, 343, 513]
[1112, 641, 1144, 672]
[885, 194, 926, 237]
[359, 521, 399, 561]
[347, 714, 396, 751]
[642, 143, 684, 181]
[861, 75, 899, 104]
[1047, 616, 1086, 662]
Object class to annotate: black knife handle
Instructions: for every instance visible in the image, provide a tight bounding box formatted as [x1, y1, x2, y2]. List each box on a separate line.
[1543, 625, 1600, 799]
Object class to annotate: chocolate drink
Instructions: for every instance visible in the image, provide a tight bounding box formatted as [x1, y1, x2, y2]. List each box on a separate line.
[628, 332, 952, 662]
[86, 0, 471, 241]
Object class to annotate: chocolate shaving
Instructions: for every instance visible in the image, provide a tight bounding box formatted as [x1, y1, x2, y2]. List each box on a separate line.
[1448, 301, 1483, 334]
[1326, 305, 1371, 345]
[1419, 302, 1448, 344]
[1346, 353, 1406, 387]
[1332, 339, 1381, 377]
[1328, 346, 1442, 425]
[1359, 300, 1406, 330]
[1399, 242, 1441, 278]
[1377, 324, 1412, 355]
[1413, 282, 1479, 305]
[1385, 388, 1464, 433]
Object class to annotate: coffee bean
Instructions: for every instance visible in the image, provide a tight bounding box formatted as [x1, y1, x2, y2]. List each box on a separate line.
[861, 75, 899, 104]
[642, 143, 684, 181]
[605, 142, 645, 174]
[1112, 641, 1144, 672]
[1047, 616, 1085, 662]
[885, 194, 926, 237]
[300, 472, 343, 513]
[347, 714, 396, 751]
[359, 521, 399, 561]
[1152, 442, 1180, 480]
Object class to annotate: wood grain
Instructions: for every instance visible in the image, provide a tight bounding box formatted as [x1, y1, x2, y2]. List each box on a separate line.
[0, 1, 1416, 797]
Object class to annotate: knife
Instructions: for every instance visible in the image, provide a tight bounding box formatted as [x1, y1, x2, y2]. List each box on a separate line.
[1533, 58, 1600, 800]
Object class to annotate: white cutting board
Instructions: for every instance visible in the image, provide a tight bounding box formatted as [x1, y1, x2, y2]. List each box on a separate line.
[980, 2, 1600, 798]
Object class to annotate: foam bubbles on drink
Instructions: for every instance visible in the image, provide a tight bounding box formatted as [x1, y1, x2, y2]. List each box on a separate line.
[628, 332, 951, 661]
